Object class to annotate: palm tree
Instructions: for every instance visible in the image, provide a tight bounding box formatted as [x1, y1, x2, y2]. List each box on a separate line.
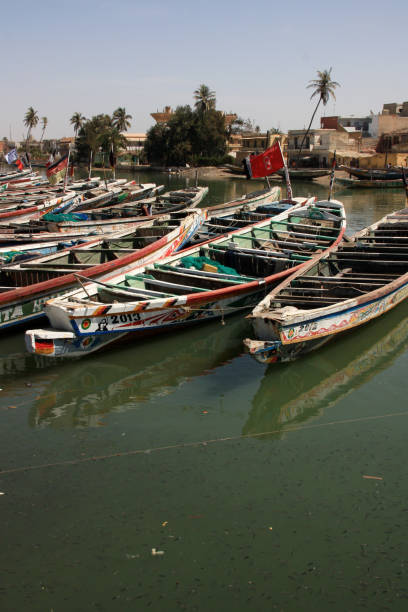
[70, 112, 86, 138]
[193, 84, 216, 113]
[298, 68, 340, 155]
[40, 117, 48, 149]
[24, 106, 39, 151]
[112, 107, 132, 132]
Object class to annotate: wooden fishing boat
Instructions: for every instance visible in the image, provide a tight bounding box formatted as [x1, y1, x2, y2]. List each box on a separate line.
[336, 177, 404, 189]
[0, 238, 90, 265]
[204, 186, 281, 215]
[274, 168, 331, 180]
[0, 192, 86, 225]
[25, 197, 346, 357]
[244, 304, 408, 440]
[0, 208, 205, 330]
[191, 187, 290, 244]
[341, 166, 407, 181]
[0, 187, 275, 247]
[20, 186, 209, 235]
[244, 207, 408, 363]
[0, 169, 33, 183]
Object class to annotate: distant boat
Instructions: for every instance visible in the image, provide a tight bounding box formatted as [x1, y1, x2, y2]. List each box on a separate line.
[336, 177, 405, 189]
[341, 165, 407, 181]
[274, 168, 331, 180]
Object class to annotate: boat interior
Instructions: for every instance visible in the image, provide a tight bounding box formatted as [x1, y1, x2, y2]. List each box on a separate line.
[93, 202, 345, 304]
[266, 216, 408, 310]
[0, 212, 193, 288]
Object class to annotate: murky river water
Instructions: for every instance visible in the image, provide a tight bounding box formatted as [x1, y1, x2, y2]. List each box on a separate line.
[1, 171, 408, 611]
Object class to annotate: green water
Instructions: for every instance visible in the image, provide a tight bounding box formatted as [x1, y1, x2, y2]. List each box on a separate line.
[1, 173, 408, 611]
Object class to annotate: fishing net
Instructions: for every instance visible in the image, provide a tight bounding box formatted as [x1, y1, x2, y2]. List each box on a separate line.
[42, 212, 89, 222]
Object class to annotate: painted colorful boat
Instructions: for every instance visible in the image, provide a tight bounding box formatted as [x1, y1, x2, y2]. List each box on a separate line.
[204, 186, 281, 215]
[243, 303, 408, 440]
[244, 207, 408, 363]
[24, 186, 209, 234]
[0, 169, 33, 183]
[25, 197, 346, 357]
[0, 208, 205, 330]
[336, 177, 405, 189]
[0, 192, 85, 225]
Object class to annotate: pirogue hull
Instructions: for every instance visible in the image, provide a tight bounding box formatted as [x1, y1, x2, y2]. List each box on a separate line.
[245, 208, 408, 363]
[25, 197, 346, 357]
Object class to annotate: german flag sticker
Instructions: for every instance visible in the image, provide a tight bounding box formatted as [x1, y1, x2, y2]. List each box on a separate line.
[35, 339, 54, 355]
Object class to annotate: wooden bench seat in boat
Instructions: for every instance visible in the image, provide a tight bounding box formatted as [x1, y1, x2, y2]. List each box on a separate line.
[155, 263, 258, 283]
[145, 267, 251, 291]
[121, 272, 207, 295]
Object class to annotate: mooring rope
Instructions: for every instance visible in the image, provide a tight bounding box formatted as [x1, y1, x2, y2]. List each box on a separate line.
[0, 410, 407, 477]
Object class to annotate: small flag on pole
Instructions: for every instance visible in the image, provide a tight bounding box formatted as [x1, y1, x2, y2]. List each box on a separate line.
[15, 159, 24, 171]
[243, 142, 285, 179]
[46, 154, 69, 185]
[4, 148, 18, 164]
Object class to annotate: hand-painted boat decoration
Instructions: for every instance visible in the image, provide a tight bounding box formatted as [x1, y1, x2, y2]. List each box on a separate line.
[0, 208, 205, 330]
[244, 207, 408, 363]
[0, 192, 86, 224]
[243, 304, 408, 440]
[25, 197, 346, 357]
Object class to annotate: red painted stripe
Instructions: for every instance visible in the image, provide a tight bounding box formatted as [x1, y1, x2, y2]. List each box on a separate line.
[0, 226, 181, 306]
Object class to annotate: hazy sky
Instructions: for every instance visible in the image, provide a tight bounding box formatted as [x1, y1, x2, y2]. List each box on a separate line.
[3, 0, 407, 140]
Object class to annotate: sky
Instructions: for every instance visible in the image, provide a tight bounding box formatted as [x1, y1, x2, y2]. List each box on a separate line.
[3, 0, 408, 140]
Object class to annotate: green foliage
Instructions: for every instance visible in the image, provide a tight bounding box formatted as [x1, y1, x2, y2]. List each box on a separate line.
[307, 68, 340, 105]
[144, 105, 226, 166]
[112, 107, 132, 132]
[70, 112, 86, 136]
[75, 114, 127, 163]
[193, 84, 216, 113]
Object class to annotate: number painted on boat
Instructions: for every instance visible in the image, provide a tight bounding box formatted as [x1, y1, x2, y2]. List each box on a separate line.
[110, 313, 141, 325]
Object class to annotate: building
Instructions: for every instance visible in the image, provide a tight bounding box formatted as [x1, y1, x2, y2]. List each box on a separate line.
[230, 132, 287, 164]
[287, 124, 362, 167]
[122, 133, 147, 162]
[151, 106, 174, 124]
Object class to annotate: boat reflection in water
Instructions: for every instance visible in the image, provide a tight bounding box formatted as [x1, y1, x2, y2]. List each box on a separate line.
[25, 316, 250, 429]
[244, 302, 408, 440]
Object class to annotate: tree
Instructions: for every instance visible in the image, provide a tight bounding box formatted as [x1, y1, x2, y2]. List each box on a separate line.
[112, 107, 132, 132]
[70, 112, 86, 137]
[24, 106, 39, 151]
[193, 84, 216, 113]
[299, 68, 340, 155]
[144, 105, 226, 166]
[40, 117, 48, 144]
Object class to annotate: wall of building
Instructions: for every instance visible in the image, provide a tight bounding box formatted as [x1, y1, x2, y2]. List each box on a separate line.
[357, 153, 408, 168]
[370, 114, 408, 138]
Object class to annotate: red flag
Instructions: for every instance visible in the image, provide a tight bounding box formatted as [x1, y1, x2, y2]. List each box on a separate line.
[244, 142, 284, 179]
[15, 159, 24, 171]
